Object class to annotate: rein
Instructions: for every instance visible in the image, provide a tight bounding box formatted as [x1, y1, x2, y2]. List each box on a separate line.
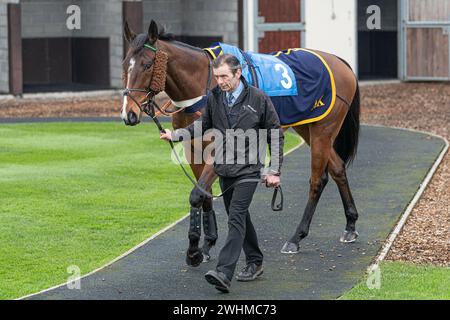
[123, 43, 283, 211]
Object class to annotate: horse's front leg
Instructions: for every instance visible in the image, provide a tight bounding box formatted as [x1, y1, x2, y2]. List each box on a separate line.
[186, 205, 203, 267]
[183, 130, 218, 266]
[189, 163, 218, 263]
[200, 166, 218, 262]
[184, 160, 206, 267]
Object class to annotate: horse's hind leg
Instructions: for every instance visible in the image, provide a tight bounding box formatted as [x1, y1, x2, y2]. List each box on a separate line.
[328, 149, 359, 242]
[281, 128, 331, 253]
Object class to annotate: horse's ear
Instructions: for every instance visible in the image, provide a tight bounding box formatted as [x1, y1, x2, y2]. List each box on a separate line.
[124, 21, 136, 43]
[148, 20, 159, 44]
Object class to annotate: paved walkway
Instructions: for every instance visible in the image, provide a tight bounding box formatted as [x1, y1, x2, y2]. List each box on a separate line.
[27, 125, 446, 300]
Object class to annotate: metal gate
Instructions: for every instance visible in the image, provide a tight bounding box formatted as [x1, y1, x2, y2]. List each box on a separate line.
[252, 0, 305, 53]
[400, 0, 450, 80]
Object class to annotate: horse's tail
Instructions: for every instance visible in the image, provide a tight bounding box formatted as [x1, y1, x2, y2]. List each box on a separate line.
[333, 58, 360, 167]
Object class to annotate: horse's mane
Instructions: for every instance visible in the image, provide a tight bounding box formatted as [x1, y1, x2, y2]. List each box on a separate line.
[129, 26, 203, 55]
[170, 40, 204, 54]
[158, 28, 175, 41]
[157, 25, 203, 54]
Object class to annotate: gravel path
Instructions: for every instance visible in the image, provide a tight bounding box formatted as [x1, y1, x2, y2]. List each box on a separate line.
[359, 83, 449, 267]
[1, 83, 448, 266]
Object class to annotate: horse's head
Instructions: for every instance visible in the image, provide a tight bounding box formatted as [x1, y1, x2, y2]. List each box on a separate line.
[121, 20, 168, 126]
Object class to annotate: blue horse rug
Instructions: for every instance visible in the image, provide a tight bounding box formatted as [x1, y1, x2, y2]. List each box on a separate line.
[204, 44, 336, 128]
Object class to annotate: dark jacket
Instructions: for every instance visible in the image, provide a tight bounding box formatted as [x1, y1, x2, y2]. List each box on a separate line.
[173, 77, 284, 178]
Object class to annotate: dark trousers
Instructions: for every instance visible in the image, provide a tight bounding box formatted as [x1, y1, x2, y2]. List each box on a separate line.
[216, 175, 264, 281]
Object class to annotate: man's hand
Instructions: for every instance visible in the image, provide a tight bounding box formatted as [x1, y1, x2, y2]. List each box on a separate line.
[262, 174, 281, 188]
[160, 129, 173, 141]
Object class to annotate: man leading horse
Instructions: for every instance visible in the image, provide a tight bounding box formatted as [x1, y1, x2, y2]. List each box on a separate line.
[160, 54, 284, 293]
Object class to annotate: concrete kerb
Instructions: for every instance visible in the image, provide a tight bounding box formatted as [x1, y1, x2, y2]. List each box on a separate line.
[359, 80, 401, 87]
[0, 94, 14, 101]
[0, 90, 123, 102]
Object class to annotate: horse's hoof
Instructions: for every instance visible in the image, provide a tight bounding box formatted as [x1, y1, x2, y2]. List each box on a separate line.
[201, 245, 212, 263]
[202, 253, 211, 263]
[281, 242, 300, 254]
[186, 249, 203, 267]
[340, 230, 359, 243]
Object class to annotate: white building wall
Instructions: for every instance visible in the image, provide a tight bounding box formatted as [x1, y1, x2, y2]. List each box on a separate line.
[304, 0, 357, 73]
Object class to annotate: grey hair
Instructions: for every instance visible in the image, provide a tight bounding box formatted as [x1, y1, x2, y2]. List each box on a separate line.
[212, 54, 242, 75]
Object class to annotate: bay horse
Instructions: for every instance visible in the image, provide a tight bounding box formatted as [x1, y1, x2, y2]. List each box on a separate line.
[121, 20, 360, 267]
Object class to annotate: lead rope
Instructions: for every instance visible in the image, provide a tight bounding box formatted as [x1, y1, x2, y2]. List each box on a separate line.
[145, 99, 283, 211]
[128, 45, 282, 211]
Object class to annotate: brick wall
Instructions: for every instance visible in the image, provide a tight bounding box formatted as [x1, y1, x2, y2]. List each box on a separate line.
[143, 0, 182, 35]
[20, 0, 123, 88]
[0, 1, 9, 93]
[3, 0, 239, 93]
[75, 0, 123, 88]
[21, 0, 73, 38]
[182, 0, 239, 46]
[143, 0, 238, 46]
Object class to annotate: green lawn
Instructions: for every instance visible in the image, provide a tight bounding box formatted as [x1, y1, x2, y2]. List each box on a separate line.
[0, 122, 301, 299]
[341, 261, 450, 300]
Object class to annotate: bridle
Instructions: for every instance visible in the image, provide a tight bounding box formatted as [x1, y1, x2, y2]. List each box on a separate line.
[122, 43, 165, 120]
[122, 42, 283, 211]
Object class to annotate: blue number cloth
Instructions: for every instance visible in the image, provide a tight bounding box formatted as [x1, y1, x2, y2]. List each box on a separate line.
[205, 43, 297, 97]
[204, 43, 336, 127]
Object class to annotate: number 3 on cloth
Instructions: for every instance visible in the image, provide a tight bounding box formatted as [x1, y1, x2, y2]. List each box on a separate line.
[274, 63, 293, 89]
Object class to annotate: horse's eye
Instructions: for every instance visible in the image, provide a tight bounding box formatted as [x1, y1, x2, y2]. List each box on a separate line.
[143, 61, 153, 71]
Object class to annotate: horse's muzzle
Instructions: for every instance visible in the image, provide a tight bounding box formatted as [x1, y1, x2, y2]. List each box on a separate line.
[126, 111, 140, 126]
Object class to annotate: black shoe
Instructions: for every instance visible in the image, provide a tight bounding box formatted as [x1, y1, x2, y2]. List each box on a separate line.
[236, 263, 264, 282]
[204, 270, 231, 293]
